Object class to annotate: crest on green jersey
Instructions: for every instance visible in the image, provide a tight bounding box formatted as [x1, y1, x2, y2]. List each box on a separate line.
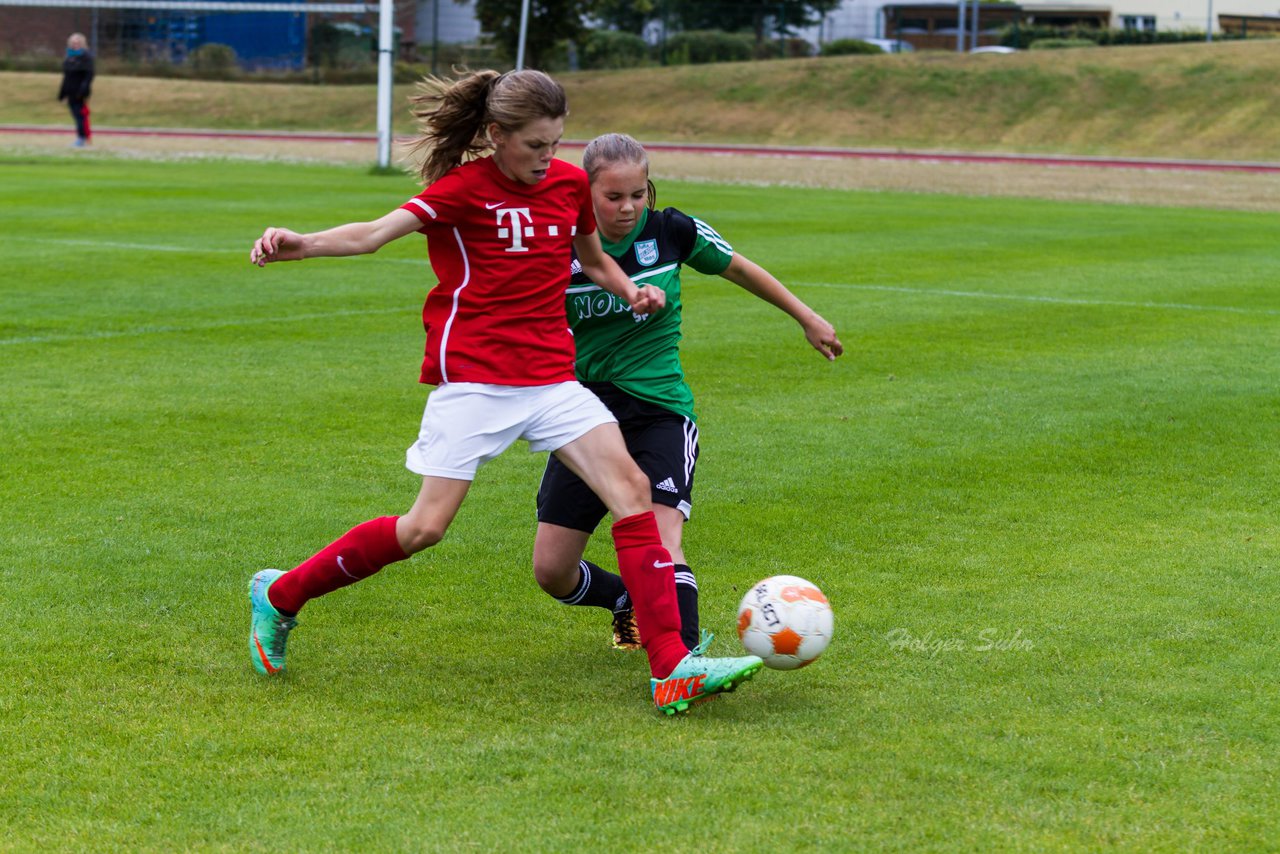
[634, 239, 659, 266]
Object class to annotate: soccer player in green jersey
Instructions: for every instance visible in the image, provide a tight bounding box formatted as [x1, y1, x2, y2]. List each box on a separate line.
[534, 133, 843, 653]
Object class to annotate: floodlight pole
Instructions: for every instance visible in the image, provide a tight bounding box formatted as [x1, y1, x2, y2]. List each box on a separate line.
[956, 0, 966, 51]
[516, 0, 531, 69]
[1206, 0, 1214, 40]
[375, 0, 393, 168]
[431, 0, 439, 74]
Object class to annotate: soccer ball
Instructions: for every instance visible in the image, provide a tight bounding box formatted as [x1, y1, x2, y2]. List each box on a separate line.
[737, 575, 833, 670]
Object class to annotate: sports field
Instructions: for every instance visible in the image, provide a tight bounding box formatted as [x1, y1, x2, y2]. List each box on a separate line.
[2, 154, 1277, 850]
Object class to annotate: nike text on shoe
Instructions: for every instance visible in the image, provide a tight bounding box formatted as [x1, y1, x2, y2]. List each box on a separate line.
[650, 632, 763, 715]
[249, 569, 297, 675]
[612, 608, 642, 651]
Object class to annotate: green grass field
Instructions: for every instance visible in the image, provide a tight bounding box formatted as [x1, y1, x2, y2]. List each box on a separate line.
[1, 154, 1277, 851]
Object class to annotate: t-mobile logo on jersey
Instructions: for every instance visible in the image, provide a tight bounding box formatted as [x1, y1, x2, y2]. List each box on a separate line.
[494, 207, 571, 253]
[495, 207, 533, 253]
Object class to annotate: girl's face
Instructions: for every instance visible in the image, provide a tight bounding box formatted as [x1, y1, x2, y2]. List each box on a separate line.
[590, 162, 648, 244]
[490, 116, 564, 185]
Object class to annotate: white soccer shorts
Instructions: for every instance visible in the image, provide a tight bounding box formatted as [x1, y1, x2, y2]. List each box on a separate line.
[405, 381, 617, 481]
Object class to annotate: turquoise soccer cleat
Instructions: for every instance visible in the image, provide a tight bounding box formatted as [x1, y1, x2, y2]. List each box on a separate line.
[249, 569, 297, 675]
[651, 632, 763, 715]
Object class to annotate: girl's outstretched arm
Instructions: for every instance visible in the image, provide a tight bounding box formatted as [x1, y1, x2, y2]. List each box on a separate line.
[251, 209, 423, 266]
[720, 253, 844, 361]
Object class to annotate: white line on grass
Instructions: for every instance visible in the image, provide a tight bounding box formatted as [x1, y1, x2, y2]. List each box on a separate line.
[794, 281, 1280, 317]
[46, 237, 1264, 317]
[7, 261, 1274, 348]
[22, 237, 426, 264]
[0, 306, 420, 346]
[28, 238, 235, 254]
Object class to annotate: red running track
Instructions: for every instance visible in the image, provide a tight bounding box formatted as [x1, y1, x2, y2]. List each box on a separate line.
[5, 124, 1280, 174]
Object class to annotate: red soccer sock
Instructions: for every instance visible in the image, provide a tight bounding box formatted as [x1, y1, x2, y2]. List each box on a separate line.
[612, 511, 687, 679]
[268, 515, 407, 614]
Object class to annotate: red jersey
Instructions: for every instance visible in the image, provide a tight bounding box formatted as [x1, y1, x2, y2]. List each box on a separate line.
[400, 156, 596, 386]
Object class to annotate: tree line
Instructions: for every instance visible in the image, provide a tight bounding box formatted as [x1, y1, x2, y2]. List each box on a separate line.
[474, 0, 842, 69]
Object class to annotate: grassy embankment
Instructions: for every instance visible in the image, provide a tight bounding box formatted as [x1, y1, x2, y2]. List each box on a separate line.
[2, 39, 1278, 160]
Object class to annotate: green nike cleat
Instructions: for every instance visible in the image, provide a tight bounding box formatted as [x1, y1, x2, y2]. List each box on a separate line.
[651, 632, 763, 715]
[249, 569, 297, 675]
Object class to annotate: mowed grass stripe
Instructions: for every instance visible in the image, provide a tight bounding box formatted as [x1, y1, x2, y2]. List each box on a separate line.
[3, 226, 1276, 347]
[798, 281, 1280, 316]
[4, 282, 1275, 348]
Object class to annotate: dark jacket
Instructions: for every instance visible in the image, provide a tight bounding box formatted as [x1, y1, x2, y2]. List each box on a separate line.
[58, 52, 94, 102]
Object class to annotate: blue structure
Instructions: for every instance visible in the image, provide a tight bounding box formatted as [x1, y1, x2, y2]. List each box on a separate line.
[137, 0, 308, 69]
[204, 3, 307, 69]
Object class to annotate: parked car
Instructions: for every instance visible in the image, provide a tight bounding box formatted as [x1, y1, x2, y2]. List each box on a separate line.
[969, 45, 1019, 54]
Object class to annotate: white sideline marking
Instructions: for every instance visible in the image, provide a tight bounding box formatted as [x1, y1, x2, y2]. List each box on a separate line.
[20, 237, 425, 264]
[7, 283, 1273, 347]
[27, 238, 234, 254]
[7, 233, 1275, 346]
[794, 281, 1280, 317]
[0, 306, 419, 346]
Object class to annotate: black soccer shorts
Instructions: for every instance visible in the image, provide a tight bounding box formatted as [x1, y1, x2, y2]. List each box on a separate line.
[537, 382, 699, 533]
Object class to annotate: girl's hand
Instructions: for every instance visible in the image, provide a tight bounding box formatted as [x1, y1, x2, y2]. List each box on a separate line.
[629, 284, 666, 315]
[803, 314, 844, 361]
[250, 227, 305, 266]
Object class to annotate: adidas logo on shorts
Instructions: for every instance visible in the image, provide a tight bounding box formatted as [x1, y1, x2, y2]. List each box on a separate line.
[656, 477, 678, 494]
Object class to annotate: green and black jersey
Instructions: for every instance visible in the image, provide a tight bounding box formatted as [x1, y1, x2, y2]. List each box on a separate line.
[567, 206, 733, 421]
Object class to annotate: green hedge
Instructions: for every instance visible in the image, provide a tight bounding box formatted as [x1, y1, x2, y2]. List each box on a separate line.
[189, 43, 239, 78]
[752, 37, 817, 59]
[1028, 38, 1098, 49]
[581, 30, 650, 69]
[1000, 24, 1222, 49]
[663, 30, 755, 64]
[820, 38, 886, 56]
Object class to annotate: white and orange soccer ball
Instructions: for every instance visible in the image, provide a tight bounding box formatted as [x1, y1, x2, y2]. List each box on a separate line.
[737, 575, 834, 670]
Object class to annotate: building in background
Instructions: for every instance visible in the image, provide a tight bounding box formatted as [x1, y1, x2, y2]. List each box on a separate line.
[3, 0, 1276, 67]
[0, 0, 413, 68]
[415, 0, 480, 47]
[1217, 11, 1280, 34]
[799, 0, 1280, 42]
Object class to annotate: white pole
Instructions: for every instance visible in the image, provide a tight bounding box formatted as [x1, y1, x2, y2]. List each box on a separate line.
[1206, 0, 1214, 40]
[516, 0, 531, 69]
[375, 0, 394, 168]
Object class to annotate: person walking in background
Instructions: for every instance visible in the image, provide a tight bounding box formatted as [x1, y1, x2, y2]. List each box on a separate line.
[533, 132, 843, 652]
[245, 70, 763, 715]
[57, 33, 94, 147]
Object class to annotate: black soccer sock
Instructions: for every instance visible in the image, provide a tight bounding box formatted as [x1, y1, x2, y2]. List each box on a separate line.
[674, 564, 700, 649]
[553, 559, 631, 612]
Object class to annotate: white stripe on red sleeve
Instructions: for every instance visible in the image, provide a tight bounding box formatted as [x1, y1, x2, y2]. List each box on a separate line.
[406, 198, 438, 220]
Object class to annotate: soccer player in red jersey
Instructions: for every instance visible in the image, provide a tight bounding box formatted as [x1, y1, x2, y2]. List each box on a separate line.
[246, 70, 761, 714]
